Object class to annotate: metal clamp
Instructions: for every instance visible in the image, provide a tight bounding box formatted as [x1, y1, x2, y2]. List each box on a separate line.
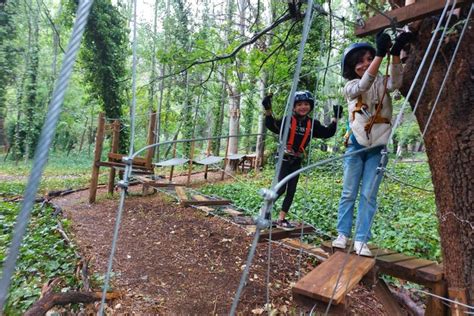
[122, 156, 133, 165]
[259, 188, 277, 202]
[254, 216, 272, 229]
[117, 180, 129, 189]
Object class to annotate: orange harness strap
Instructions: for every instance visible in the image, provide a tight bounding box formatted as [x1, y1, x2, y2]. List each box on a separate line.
[287, 117, 311, 154]
[364, 55, 391, 138]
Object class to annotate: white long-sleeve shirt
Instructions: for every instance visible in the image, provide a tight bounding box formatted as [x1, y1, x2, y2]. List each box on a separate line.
[344, 63, 403, 147]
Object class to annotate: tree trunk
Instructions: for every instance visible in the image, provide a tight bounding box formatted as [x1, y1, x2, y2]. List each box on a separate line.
[400, 11, 473, 306]
[256, 75, 267, 169]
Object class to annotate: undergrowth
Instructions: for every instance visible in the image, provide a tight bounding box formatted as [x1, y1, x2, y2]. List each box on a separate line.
[0, 202, 80, 314]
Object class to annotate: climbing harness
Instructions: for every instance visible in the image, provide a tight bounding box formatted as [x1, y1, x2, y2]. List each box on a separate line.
[286, 116, 312, 157]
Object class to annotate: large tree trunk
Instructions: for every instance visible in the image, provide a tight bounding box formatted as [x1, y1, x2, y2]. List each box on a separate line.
[401, 10, 473, 307]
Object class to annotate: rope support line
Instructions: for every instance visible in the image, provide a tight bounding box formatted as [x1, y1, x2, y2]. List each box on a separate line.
[422, 3, 473, 137]
[230, 1, 316, 313]
[99, 0, 139, 311]
[0, 0, 94, 311]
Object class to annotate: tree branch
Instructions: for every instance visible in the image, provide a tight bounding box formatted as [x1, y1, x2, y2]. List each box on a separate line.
[145, 12, 294, 86]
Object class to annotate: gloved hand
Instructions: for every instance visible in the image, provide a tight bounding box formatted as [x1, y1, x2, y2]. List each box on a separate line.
[375, 31, 392, 57]
[262, 93, 273, 111]
[333, 105, 343, 119]
[391, 32, 415, 56]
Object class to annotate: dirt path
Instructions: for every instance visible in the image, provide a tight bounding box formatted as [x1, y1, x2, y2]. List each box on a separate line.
[53, 174, 388, 314]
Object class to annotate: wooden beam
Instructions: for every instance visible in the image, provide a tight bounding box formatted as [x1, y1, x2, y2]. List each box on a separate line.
[89, 113, 105, 204]
[107, 120, 120, 195]
[355, 0, 467, 37]
[425, 280, 447, 316]
[373, 279, 405, 316]
[145, 112, 156, 169]
[107, 153, 148, 166]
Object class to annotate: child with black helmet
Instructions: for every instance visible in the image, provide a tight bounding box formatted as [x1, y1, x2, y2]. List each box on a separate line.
[262, 91, 343, 230]
[333, 31, 413, 256]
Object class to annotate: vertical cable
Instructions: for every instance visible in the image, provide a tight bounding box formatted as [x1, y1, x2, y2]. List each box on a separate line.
[0, 0, 94, 310]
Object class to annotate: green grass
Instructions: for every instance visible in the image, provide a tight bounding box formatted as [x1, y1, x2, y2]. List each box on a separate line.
[0, 151, 106, 197]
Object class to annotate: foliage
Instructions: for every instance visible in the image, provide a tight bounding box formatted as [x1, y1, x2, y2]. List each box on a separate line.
[0, 151, 105, 196]
[0, 202, 79, 314]
[201, 155, 441, 261]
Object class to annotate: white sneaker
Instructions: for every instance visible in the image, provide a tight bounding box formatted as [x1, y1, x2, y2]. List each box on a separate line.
[354, 241, 373, 257]
[332, 234, 348, 248]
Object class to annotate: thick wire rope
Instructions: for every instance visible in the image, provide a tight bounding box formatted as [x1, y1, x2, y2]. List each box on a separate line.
[0, 0, 94, 310]
[229, 1, 315, 313]
[294, 16, 328, 280]
[98, 0, 138, 311]
[422, 3, 473, 137]
[411, 0, 457, 116]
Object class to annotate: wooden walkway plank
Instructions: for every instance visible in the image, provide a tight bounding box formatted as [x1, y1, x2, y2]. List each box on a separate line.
[416, 263, 444, 283]
[259, 225, 315, 242]
[175, 187, 188, 202]
[181, 199, 231, 207]
[394, 258, 435, 276]
[293, 252, 375, 304]
[281, 239, 329, 260]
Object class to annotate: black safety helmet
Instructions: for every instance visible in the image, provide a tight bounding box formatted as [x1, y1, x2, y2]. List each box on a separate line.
[294, 90, 315, 111]
[341, 42, 376, 80]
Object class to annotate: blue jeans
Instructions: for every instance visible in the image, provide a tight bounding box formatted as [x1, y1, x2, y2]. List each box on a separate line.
[336, 141, 386, 242]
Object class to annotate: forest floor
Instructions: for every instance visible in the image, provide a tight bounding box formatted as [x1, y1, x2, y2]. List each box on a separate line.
[50, 171, 389, 315]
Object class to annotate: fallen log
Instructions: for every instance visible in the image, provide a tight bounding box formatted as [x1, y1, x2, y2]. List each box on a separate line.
[24, 291, 121, 316]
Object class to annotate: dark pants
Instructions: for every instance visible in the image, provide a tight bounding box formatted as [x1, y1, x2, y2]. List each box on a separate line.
[276, 156, 302, 213]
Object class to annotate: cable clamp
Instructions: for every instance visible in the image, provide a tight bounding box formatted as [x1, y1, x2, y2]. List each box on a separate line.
[122, 156, 133, 165]
[254, 216, 272, 229]
[259, 188, 277, 202]
[117, 180, 129, 189]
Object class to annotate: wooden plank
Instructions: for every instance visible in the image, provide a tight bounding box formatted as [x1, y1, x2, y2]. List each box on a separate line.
[259, 225, 315, 242]
[416, 263, 444, 282]
[108, 152, 148, 166]
[321, 240, 395, 257]
[98, 161, 152, 172]
[293, 252, 375, 304]
[394, 258, 435, 276]
[175, 187, 188, 202]
[355, 0, 468, 37]
[281, 239, 329, 260]
[222, 208, 243, 216]
[181, 199, 231, 206]
[376, 253, 414, 264]
[373, 279, 405, 316]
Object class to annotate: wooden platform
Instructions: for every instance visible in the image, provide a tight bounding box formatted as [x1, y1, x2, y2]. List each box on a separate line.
[174, 188, 231, 207]
[355, 0, 468, 37]
[293, 251, 375, 305]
